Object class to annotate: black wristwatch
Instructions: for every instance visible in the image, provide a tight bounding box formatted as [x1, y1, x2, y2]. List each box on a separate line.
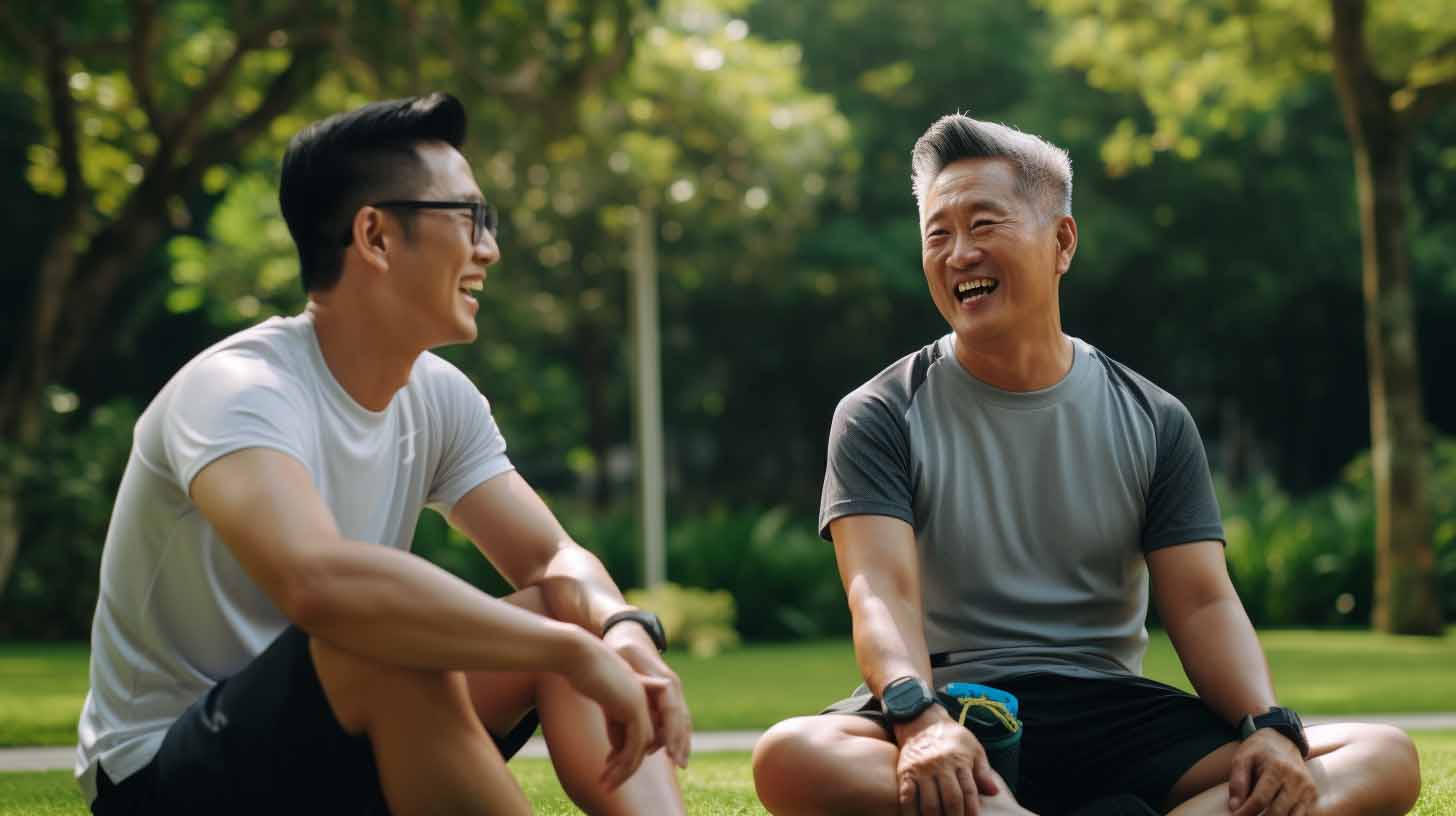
[880, 676, 936, 724]
[1239, 706, 1309, 758]
[602, 609, 667, 653]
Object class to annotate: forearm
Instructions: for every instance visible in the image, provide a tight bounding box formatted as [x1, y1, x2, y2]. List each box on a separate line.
[1166, 595, 1278, 724]
[291, 539, 593, 673]
[846, 576, 934, 695]
[534, 544, 632, 634]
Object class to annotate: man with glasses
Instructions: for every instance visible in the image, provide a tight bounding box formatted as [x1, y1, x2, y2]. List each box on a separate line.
[76, 93, 690, 816]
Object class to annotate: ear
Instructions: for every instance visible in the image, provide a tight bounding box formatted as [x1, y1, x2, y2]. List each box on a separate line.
[347, 206, 392, 276]
[1053, 215, 1078, 277]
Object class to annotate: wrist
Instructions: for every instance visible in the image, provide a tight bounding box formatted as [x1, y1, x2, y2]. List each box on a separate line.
[601, 608, 667, 652]
[891, 704, 951, 744]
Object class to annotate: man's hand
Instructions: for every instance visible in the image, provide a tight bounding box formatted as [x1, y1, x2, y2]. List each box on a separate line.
[893, 706, 1000, 816]
[604, 623, 692, 769]
[561, 632, 664, 791]
[1228, 728, 1317, 816]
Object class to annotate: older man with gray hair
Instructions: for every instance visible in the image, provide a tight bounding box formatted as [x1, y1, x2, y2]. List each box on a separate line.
[751, 114, 1421, 816]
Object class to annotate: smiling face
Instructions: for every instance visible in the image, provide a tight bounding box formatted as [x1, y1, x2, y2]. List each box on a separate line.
[381, 141, 499, 349]
[920, 157, 1074, 349]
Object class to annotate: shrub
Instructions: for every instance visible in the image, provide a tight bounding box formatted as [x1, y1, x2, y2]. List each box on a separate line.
[625, 582, 740, 656]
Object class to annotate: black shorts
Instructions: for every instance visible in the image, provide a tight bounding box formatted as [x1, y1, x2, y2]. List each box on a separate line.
[91, 626, 539, 816]
[821, 671, 1238, 814]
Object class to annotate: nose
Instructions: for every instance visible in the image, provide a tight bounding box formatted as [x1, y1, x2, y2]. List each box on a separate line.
[473, 229, 501, 266]
[948, 232, 983, 269]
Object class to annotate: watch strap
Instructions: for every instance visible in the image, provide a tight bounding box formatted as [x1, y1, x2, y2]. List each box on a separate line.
[602, 609, 667, 652]
[1240, 707, 1309, 758]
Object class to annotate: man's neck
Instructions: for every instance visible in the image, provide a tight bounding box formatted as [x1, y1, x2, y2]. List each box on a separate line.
[307, 300, 419, 412]
[952, 329, 1074, 392]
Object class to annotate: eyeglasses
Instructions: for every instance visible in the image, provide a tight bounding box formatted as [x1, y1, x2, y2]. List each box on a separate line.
[352, 199, 499, 246]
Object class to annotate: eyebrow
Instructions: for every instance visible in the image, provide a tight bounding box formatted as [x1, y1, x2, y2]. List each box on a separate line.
[923, 198, 1012, 231]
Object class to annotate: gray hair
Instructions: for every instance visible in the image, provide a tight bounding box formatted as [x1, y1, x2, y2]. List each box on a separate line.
[911, 114, 1073, 220]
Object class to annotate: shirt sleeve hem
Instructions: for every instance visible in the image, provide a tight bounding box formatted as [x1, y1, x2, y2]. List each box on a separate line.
[819, 501, 915, 541]
[1142, 529, 1227, 553]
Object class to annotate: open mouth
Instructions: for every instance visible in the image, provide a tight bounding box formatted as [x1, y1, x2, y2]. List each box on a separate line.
[459, 279, 483, 296]
[955, 278, 998, 303]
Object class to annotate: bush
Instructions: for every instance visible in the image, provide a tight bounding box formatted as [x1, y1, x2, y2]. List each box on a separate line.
[1220, 434, 1456, 627]
[625, 582, 740, 656]
[0, 397, 139, 639]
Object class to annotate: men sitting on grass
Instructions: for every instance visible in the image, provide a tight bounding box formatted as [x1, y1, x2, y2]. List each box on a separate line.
[751, 113, 1421, 816]
[76, 92, 689, 816]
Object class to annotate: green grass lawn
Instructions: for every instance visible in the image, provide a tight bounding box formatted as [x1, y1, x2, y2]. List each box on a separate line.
[4, 629, 1455, 746]
[7, 732, 1456, 815]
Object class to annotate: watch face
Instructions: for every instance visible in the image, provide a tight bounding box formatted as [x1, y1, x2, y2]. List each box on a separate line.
[884, 678, 932, 720]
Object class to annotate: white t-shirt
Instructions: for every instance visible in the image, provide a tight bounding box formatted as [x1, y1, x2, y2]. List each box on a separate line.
[75, 312, 514, 802]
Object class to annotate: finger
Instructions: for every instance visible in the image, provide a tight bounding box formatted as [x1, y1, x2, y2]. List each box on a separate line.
[918, 776, 941, 816]
[936, 770, 967, 816]
[1233, 771, 1280, 816]
[899, 775, 919, 816]
[598, 719, 629, 790]
[644, 674, 691, 766]
[1267, 785, 1300, 816]
[1227, 752, 1253, 810]
[969, 752, 999, 797]
[956, 767, 981, 816]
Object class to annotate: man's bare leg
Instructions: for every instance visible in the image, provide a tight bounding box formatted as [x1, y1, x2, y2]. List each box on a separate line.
[465, 587, 686, 815]
[310, 637, 531, 816]
[753, 714, 1033, 815]
[1166, 723, 1420, 816]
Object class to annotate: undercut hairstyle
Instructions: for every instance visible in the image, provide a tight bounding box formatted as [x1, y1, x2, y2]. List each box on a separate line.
[279, 92, 468, 292]
[910, 114, 1073, 221]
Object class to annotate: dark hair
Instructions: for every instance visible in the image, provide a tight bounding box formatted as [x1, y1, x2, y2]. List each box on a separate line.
[279, 92, 468, 292]
[911, 113, 1072, 220]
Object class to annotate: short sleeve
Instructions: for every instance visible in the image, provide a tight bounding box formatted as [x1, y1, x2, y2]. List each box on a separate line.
[162, 349, 311, 493]
[818, 389, 915, 541]
[426, 366, 514, 512]
[1142, 400, 1225, 552]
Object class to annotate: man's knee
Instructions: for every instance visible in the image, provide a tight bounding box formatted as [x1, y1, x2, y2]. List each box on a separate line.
[1360, 724, 1420, 810]
[308, 636, 471, 736]
[753, 717, 854, 796]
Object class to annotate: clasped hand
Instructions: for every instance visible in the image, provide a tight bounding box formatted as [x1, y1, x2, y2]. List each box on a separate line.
[894, 708, 1001, 816]
[1228, 728, 1317, 816]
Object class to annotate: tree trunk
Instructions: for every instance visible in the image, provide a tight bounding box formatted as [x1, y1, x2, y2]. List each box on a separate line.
[1331, 0, 1443, 635]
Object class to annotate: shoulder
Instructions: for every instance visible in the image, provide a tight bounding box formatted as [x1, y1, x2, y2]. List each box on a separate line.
[1082, 340, 1193, 431]
[409, 351, 487, 403]
[835, 337, 946, 424]
[173, 317, 310, 402]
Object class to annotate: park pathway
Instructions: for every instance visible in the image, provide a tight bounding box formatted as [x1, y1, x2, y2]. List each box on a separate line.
[6, 715, 1456, 772]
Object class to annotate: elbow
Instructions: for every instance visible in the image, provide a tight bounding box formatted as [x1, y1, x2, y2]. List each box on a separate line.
[274, 550, 347, 632]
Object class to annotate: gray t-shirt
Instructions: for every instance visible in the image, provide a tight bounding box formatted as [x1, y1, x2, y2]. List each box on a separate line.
[75, 312, 514, 803]
[819, 334, 1224, 685]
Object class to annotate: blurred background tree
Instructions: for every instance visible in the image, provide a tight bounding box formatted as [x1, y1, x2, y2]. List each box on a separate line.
[1036, 0, 1456, 633]
[2, 0, 1453, 640]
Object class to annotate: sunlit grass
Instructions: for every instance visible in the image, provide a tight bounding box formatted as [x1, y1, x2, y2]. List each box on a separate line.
[8, 735, 1456, 816]
[5, 629, 1454, 747]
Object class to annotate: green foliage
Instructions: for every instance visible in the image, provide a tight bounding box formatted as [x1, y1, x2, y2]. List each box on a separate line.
[1221, 436, 1456, 626]
[1036, 0, 1456, 173]
[0, 397, 138, 639]
[626, 582, 740, 656]
[413, 501, 846, 643]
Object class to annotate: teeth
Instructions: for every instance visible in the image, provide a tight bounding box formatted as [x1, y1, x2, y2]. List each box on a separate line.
[956, 278, 996, 294]
[461, 280, 483, 292]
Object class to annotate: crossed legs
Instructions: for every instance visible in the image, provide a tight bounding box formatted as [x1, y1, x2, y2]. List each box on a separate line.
[1166, 723, 1419, 816]
[310, 587, 685, 816]
[752, 714, 1032, 815]
[754, 715, 1420, 816]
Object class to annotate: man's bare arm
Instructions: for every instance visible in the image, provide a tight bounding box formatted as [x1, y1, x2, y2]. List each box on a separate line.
[192, 447, 600, 674]
[448, 469, 692, 767]
[448, 470, 634, 635]
[1148, 540, 1276, 721]
[832, 514, 934, 696]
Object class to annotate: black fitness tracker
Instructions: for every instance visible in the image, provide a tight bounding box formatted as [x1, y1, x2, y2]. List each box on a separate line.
[1239, 706, 1310, 758]
[881, 676, 937, 723]
[602, 609, 668, 653]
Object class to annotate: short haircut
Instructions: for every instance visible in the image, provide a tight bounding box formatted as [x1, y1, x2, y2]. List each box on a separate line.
[279, 92, 467, 292]
[910, 114, 1072, 221]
